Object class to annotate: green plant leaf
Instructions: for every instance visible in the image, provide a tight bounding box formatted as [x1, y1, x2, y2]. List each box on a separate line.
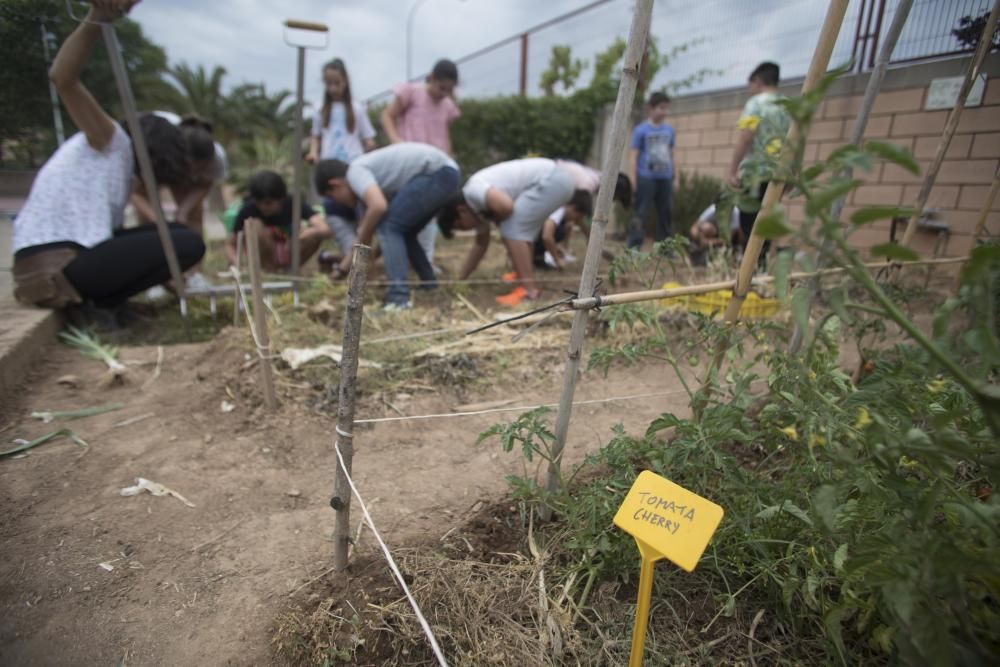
[812, 484, 838, 532]
[960, 244, 1000, 282]
[850, 207, 918, 226]
[870, 243, 919, 262]
[754, 207, 793, 239]
[791, 286, 811, 336]
[805, 179, 864, 217]
[772, 249, 794, 301]
[865, 141, 920, 175]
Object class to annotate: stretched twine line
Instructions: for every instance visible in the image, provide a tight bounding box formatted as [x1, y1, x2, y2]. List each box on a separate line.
[230, 267, 281, 361]
[334, 443, 449, 667]
[335, 425, 354, 439]
[355, 389, 690, 425]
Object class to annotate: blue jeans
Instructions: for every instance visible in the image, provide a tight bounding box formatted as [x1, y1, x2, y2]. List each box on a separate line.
[378, 166, 460, 305]
[627, 176, 673, 248]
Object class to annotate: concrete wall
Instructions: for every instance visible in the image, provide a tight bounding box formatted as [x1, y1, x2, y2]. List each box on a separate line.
[598, 54, 1000, 258]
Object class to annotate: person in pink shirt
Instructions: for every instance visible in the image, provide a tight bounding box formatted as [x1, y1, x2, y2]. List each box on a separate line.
[380, 59, 460, 268]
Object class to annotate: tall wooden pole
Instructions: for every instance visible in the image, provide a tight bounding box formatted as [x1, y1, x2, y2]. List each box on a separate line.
[722, 0, 850, 324]
[901, 0, 1000, 247]
[245, 221, 277, 410]
[788, 0, 913, 355]
[541, 0, 653, 521]
[333, 244, 372, 570]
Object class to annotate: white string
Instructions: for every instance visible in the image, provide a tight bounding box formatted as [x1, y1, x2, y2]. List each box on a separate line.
[355, 389, 690, 424]
[334, 443, 449, 667]
[335, 425, 353, 438]
[230, 266, 280, 361]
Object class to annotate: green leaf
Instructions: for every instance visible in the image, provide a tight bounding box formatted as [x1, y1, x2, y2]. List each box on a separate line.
[754, 206, 793, 239]
[772, 249, 794, 300]
[805, 179, 864, 217]
[827, 287, 853, 325]
[833, 544, 848, 572]
[824, 605, 850, 666]
[960, 244, 1000, 282]
[870, 243, 919, 262]
[865, 140, 920, 175]
[791, 286, 811, 337]
[850, 206, 918, 226]
[812, 484, 838, 532]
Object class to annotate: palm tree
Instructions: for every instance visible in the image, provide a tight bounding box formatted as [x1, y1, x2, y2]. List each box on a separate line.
[165, 62, 228, 124]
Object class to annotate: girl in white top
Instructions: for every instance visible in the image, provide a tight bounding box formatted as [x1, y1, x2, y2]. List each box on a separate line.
[11, 0, 204, 318]
[437, 158, 577, 306]
[305, 59, 375, 258]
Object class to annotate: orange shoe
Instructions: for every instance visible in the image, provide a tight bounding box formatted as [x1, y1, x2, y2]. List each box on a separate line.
[501, 271, 518, 284]
[495, 287, 540, 307]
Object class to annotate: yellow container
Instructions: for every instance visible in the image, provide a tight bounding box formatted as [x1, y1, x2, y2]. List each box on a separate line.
[659, 282, 783, 319]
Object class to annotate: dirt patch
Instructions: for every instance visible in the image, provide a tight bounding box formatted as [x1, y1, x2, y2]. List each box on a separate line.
[0, 316, 684, 664]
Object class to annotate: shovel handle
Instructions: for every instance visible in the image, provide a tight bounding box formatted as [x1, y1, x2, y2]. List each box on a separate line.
[284, 19, 328, 32]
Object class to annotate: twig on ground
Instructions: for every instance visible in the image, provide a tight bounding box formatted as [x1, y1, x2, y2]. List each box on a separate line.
[191, 518, 246, 553]
[141, 346, 164, 391]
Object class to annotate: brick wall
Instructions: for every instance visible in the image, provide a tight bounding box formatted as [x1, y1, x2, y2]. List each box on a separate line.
[609, 54, 1000, 259]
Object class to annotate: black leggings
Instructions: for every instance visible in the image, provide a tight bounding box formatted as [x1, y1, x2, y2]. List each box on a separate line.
[60, 224, 204, 307]
[739, 181, 771, 266]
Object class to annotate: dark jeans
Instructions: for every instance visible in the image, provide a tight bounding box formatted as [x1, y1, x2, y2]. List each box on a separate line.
[377, 166, 460, 305]
[627, 176, 673, 248]
[57, 224, 204, 307]
[738, 181, 770, 266]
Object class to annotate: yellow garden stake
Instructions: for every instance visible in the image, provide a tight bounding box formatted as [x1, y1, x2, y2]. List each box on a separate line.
[613, 470, 725, 665]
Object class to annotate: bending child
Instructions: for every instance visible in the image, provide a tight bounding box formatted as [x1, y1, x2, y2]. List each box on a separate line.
[225, 171, 329, 272]
[11, 0, 204, 325]
[314, 143, 460, 310]
[437, 158, 578, 306]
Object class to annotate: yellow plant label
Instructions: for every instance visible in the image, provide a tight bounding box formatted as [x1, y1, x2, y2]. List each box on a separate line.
[613, 470, 724, 572]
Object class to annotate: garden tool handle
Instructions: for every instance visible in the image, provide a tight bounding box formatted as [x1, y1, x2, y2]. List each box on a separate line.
[283, 19, 329, 32]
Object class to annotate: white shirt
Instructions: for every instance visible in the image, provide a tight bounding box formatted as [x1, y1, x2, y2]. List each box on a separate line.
[699, 204, 741, 231]
[555, 160, 601, 193]
[13, 126, 133, 253]
[311, 101, 375, 163]
[464, 158, 556, 215]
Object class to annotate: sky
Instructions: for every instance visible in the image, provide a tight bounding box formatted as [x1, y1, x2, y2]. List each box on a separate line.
[128, 0, 980, 112]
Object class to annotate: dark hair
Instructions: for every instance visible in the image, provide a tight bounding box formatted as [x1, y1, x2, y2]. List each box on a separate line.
[179, 114, 214, 134]
[249, 170, 287, 201]
[129, 114, 188, 186]
[181, 125, 215, 163]
[647, 91, 671, 107]
[430, 59, 459, 84]
[321, 58, 356, 133]
[750, 61, 780, 87]
[314, 159, 349, 194]
[567, 189, 593, 217]
[435, 190, 466, 239]
[613, 173, 632, 210]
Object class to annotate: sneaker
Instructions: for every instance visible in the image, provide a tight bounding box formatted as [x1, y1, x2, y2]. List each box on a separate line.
[495, 286, 540, 307]
[543, 251, 558, 269]
[382, 301, 412, 312]
[145, 285, 170, 301]
[563, 252, 577, 264]
[185, 272, 212, 291]
[501, 271, 518, 284]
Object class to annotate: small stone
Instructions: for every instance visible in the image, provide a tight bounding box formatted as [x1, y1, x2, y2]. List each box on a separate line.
[286, 489, 301, 498]
[56, 374, 80, 388]
[82, 586, 91, 592]
[203, 434, 213, 444]
[261, 447, 271, 454]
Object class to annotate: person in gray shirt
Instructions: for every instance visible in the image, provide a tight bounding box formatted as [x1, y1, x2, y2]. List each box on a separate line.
[315, 143, 460, 309]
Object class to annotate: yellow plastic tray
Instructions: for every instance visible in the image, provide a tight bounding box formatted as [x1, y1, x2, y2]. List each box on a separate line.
[658, 281, 783, 319]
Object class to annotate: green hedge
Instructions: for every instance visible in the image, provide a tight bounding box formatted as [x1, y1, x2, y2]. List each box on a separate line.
[451, 90, 607, 176]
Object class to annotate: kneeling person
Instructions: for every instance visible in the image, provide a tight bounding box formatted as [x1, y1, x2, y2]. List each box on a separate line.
[314, 143, 460, 309]
[534, 190, 593, 270]
[225, 170, 329, 272]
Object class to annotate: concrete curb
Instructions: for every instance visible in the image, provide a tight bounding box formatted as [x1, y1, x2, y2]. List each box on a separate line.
[0, 306, 62, 401]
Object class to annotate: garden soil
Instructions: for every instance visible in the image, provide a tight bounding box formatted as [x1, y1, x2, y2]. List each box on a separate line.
[0, 331, 691, 665]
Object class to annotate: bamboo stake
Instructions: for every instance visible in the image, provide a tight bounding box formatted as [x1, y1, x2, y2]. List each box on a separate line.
[332, 244, 372, 571]
[901, 0, 1000, 247]
[788, 0, 914, 355]
[567, 257, 966, 310]
[723, 0, 850, 324]
[541, 0, 653, 521]
[245, 220, 277, 410]
[954, 165, 1000, 293]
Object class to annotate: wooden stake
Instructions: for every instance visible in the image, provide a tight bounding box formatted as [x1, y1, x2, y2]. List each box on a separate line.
[954, 166, 1000, 293]
[245, 220, 277, 410]
[541, 0, 654, 521]
[788, 0, 914, 355]
[901, 0, 1000, 247]
[232, 230, 244, 326]
[566, 257, 966, 310]
[333, 244, 372, 571]
[723, 0, 850, 324]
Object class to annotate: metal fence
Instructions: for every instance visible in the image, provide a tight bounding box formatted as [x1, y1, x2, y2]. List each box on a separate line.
[365, 0, 993, 105]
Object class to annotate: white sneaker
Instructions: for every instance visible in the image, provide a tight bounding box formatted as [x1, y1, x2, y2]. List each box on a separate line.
[543, 251, 558, 269]
[145, 285, 169, 301]
[185, 272, 212, 291]
[563, 252, 577, 264]
[382, 301, 412, 312]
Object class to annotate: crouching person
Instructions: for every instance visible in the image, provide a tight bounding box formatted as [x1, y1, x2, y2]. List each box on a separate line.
[225, 170, 328, 272]
[314, 143, 460, 310]
[12, 0, 203, 325]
